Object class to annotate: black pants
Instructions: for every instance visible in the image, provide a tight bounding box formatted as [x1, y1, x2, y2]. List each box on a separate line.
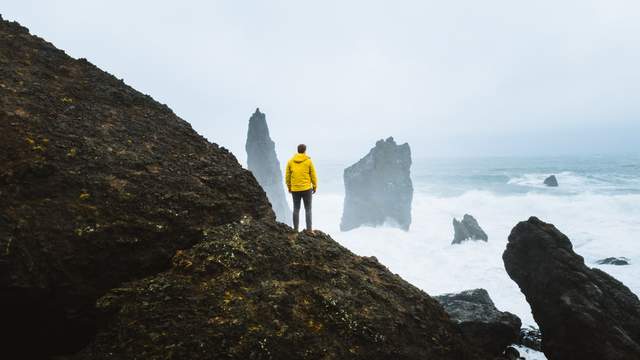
[292, 189, 312, 231]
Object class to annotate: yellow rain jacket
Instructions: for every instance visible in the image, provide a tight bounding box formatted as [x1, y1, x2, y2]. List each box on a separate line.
[285, 153, 318, 192]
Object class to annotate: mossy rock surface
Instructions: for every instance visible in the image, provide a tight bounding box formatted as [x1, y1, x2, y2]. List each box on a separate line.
[78, 219, 486, 360]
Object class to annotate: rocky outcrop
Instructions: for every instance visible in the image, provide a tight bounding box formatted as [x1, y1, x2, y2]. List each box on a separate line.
[79, 219, 487, 359]
[341, 137, 413, 231]
[0, 16, 274, 357]
[435, 289, 521, 356]
[543, 175, 558, 187]
[518, 326, 542, 352]
[503, 217, 640, 360]
[0, 17, 490, 359]
[452, 214, 488, 244]
[246, 108, 291, 224]
[597, 257, 630, 265]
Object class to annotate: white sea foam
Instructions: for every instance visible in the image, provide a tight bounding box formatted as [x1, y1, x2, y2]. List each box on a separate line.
[513, 345, 547, 360]
[308, 190, 640, 333]
[286, 157, 640, 359]
[507, 171, 640, 195]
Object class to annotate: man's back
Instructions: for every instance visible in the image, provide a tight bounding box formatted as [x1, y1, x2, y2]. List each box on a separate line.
[285, 144, 317, 232]
[286, 153, 317, 193]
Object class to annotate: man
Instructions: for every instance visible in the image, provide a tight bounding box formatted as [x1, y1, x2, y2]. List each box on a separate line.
[285, 144, 317, 232]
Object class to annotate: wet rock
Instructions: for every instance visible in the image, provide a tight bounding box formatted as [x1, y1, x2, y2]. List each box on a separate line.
[543, 175, 558, 187]
[596, 257, 630, 266]
[503, 217, 640, 360]
[78, 219, 488, 360]
[518, 326, 542, 352]
[502, 346, 521, 360]
[452, 214, 488, 244]
[245, 108, 291, 224]
[435, 289, 521, 356]
[341, 137, 413, 231]
[0, 17, 273, 357]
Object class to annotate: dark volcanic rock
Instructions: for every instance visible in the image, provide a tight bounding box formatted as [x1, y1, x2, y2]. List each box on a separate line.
[452, 214, 488, 244]
[518, 326, 542, 352]
[543, 175, 558, 187]
[597, 257, 630, 266]
[341, 137, 413, 231]
[78, 219, 486, 360]
[435, 289, 521, 356]
[503, 217, 640, 360]
[502, 346, 521, 360]
[245, 108, 291, 224]
[0, 17, 490, 359]
[0, 17, 275, 357]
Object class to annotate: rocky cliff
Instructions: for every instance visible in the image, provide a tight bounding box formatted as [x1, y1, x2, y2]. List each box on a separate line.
[341, 137, 413, 231]
[245, 108, 291, 224]
[0, 16, 489, 359]
[0, 15, 274, 356]
[503, 217, 640, 360]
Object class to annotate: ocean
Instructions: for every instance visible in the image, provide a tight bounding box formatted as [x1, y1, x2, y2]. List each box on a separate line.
[305, 154, 640, 359]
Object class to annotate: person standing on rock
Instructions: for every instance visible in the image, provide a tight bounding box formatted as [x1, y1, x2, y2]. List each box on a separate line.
[285, 144, 318, 232]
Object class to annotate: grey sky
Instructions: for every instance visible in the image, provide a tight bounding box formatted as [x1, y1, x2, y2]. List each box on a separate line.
[4, 1, 640, 162]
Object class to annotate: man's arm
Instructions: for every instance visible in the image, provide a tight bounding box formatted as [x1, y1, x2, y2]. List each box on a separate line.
[285, 160, 292, 192]
[309, 160, 318, 192]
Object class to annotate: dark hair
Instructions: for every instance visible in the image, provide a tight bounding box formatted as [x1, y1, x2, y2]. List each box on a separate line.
[297, 144, 307, 153]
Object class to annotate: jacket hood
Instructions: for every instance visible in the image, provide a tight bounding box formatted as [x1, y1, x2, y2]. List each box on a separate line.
[292, 153, 310, 163]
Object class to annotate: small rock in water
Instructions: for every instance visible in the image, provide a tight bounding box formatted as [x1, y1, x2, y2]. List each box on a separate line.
[543, 175, 558, 187]
[452, 214, 488, 244]
[596, 257, 630, 265]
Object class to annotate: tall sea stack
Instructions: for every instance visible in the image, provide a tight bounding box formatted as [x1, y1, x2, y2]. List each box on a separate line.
[341, 137, 413, 231]
[245, 108, 291, 224]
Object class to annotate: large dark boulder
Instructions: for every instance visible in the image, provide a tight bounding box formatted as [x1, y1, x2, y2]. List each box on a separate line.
[452, 214, 488, 244]
[435, 289, 521, 356]
[245, 108, 291, 224]
[78, 219, 487, 359]
[503, 217, 640, 360]
[0, 16, 490, 359]
[543, 175, 558, 187]
[341, 137, 413, 231]
[0, 16, 275, 357]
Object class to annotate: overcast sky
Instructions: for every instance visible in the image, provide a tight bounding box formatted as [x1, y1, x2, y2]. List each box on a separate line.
[4, 1, 640, 162]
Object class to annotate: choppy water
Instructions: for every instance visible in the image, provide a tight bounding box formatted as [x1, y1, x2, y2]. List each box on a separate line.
[301, 154, 640, 359]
